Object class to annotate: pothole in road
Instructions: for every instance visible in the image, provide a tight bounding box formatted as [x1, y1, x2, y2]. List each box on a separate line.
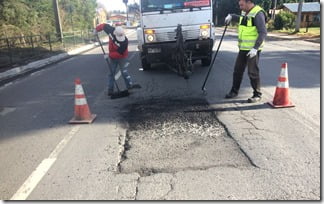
[119, 98, 252, 176]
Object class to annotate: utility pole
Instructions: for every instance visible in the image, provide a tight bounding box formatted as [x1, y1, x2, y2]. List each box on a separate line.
[272, 0, 277, 20]
[53, 0, 63, 41]
[123, 0, 129, 26]
[295, 0, 303, 32]
[213, 0, 218, 25]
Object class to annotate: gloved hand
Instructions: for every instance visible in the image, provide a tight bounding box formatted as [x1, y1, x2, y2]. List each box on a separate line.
[104, 55, 109, 60]
[224, 14, 232, 25]
[246, 48, 258, 58]
[93, 29, 98, 36]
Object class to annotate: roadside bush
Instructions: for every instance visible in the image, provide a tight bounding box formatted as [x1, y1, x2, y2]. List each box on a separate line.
[274, 11, 295, 30]
[274, 15, 284, 30]
[267, 19, 275, 31]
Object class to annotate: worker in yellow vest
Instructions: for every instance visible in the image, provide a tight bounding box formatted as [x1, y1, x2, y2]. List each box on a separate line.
[224, 0, 267, 103]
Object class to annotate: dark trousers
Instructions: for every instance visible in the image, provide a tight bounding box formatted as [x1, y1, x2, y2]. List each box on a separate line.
[230, 50, 262, 97]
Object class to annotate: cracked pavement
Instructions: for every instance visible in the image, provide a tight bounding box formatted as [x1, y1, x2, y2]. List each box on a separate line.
[3, 28, 319, 200]
[118, 98, 253, 176]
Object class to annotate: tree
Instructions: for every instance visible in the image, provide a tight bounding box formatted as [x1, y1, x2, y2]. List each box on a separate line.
[216, 0, 240, 25]
[215, 0, 272, 26]
[128, 2, 139, 14]
[0, 0, 55, 36]
[0, 0, 97, 36]
[253, 0, 272, 12]
[274, 10, 295, 29]
[59, 0, 97, 31]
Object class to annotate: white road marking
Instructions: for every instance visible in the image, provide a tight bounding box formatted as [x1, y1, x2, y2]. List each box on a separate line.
[10, 126, 80, 200]
[0, 107, 16, 116]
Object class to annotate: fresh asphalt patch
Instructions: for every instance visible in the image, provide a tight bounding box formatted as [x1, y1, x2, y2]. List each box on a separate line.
[118, 97, 252, 177]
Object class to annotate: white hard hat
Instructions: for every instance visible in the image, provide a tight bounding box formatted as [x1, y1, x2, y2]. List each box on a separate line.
[114, 26, 126, 41]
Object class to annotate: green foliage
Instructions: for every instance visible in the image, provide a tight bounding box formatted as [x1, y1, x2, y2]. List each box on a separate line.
[216, 0, 240, 25]
[216, 0, 272, 25]
[0, 1, 30, 35]
[252, 0, 272, 13]
[128, 2, 140, 13]
[0, 0, 97, 37]
[276, 0, 319, 8]
[0, 0, 56, 36]
[60, 0, 97, 32]
[273, 15, 284, 29]
[267, 19, 275, 30]
[274, 11, 295, 30]
[277, 0, 297, 8]
[214, 0, 319, 26]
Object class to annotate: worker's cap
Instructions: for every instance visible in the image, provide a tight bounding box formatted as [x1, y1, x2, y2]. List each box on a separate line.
[114, 26, 126, 41]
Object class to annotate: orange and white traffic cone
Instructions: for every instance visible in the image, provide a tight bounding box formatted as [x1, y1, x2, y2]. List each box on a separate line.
[69, 78, 96, 124]
[268, 62, 295, 108]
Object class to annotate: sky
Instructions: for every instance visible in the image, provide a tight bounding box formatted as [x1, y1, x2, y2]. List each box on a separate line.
[97, 0, 139, 12]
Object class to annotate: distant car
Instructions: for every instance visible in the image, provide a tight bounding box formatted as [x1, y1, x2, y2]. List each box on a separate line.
[114, 21, 126, 26]
[106, 20, 113, 26]
[106, 20, 126, 26]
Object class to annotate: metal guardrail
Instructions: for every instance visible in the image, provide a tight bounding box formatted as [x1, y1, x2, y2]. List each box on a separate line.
[0, 30, 105, 70]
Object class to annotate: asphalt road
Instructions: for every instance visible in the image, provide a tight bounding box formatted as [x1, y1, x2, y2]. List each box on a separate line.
[0, 28, 320, 200]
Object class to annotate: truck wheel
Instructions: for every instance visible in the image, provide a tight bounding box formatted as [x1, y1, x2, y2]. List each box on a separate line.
[141, 57, 151, 71]
[201, 57, 212, 66]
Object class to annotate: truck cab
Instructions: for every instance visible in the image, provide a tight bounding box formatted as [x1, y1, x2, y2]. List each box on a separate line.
[137, 0, 215, 71]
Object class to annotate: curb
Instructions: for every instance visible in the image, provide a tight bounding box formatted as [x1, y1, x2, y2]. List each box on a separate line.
[0, 38, 109, 85]
[223, 27, 320, 42]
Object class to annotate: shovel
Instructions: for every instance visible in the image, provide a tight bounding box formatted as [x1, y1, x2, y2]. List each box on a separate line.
[201, 24, 228, 93]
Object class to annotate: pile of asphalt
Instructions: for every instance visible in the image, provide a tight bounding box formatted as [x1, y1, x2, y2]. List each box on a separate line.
[119, 97, 251, 176]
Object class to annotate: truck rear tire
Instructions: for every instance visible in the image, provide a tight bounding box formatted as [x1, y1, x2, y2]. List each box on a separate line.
[141, 58, 151, 70]
[201, 57, 211, 66]
[141, 54, 151, 70]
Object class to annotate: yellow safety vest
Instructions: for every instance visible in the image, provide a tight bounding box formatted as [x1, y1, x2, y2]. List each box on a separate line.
[238, 5, 265, 51]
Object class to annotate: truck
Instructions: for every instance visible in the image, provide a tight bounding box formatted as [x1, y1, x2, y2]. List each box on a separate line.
[137, 0, 215, 78]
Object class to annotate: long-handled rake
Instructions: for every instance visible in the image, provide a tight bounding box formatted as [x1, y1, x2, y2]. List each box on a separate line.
[95, 34, 129, 99]
[201, 24, 228, 93]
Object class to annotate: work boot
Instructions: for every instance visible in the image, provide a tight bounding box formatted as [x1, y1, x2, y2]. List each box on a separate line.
[247, 95, 261, 103]
[128, 83, 141, 90]
[225, 91, 238, 99]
